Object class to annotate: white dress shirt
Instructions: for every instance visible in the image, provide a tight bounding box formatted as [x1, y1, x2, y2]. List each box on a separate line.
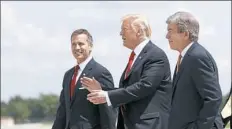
[74, 53, 93, 83]
[179, 42, 194, 63]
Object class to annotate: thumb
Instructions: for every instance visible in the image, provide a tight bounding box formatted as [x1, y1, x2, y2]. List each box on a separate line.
[92, 77, 98, 83]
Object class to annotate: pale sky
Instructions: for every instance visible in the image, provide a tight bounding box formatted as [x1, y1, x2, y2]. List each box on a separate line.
[1, 1, 231, 102]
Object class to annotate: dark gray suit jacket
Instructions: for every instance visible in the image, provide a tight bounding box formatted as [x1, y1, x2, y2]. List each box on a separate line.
[168, 42, 223, 129]
[108, 41, 173, 129]
[52, 59, 117, 129]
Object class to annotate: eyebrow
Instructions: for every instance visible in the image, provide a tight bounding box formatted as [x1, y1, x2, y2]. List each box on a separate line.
[72, 41, 84, 44]
[122, 26, 127, 29]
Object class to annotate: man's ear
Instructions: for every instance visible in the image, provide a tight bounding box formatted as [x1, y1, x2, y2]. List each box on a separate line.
[89, 43, 93, 52]
[136, 28, 144, 37]
[184, 31, 190, 40]
[90, 43, 93, 48]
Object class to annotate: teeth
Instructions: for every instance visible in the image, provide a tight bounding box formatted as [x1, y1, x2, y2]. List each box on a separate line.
[75, 51, 82, 54]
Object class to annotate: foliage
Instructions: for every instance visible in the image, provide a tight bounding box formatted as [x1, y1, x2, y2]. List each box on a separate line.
[1, 93, 59, 123]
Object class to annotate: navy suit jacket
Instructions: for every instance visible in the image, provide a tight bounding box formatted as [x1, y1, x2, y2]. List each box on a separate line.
[168, 42, 223, 129]
[52, 58, 117, 129]
[108, 41, 173, 129]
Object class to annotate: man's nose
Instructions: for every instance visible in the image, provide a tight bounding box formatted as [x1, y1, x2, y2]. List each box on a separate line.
[166, 33, 169, 39]
[75, 45, 80, 50]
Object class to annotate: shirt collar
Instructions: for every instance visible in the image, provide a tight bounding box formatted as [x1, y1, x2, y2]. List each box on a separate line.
[181, 42, 194, 57]
[133, 38, 149, 56]
[78, 53, 93, 71]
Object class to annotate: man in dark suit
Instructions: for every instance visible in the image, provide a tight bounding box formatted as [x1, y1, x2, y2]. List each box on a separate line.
[81, 14, 172, 129]
[52, 29, 117, 129]
[165, 11, 224, 129]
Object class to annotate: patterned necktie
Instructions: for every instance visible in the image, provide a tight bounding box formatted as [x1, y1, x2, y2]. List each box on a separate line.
[176, 54, 182, 73]
[124, 51, 136, 79]
[70, 65, 80, 99]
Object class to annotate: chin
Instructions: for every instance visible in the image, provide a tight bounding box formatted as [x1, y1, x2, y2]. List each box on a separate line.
[75, 56, 82, 61]
[170, 47, 178, 51]
[169, 46, 174, 50]
[123, 42, 130, 48]
[168, 44, 175, 50]
[123, 43, 127, 47]
[168, 44, 172, 49]
[76, 59, 84, 64]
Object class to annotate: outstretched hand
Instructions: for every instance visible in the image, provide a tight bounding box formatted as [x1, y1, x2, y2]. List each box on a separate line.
[87, 90, 107, 104]
[80, 77, 102, 92]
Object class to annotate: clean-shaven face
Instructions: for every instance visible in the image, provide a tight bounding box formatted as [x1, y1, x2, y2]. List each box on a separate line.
[71, 34, 92, 64]
[120, 19, 137, 50]
[166, 23, 185, 51]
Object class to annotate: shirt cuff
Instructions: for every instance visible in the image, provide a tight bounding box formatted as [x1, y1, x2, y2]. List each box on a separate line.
[104, 91, 112, 106]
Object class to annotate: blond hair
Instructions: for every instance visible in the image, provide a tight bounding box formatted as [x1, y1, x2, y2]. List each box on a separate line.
[122, 14, 151, 38]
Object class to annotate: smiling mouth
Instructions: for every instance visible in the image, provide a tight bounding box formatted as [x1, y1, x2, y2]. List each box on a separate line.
[122, 37, 126, 41]
[74, 51, 83, 55]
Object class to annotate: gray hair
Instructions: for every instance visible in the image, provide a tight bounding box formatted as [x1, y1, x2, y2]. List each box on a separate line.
[166, 11, 199, 42]
[122, 14, 151, 38]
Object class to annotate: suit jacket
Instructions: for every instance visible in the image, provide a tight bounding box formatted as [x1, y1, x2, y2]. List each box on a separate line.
[52, 58, 117, 129]
[168, 42, 223, 129]
[108, 41, 173, 129]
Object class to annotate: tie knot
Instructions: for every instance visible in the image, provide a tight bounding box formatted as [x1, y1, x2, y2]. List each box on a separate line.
[75, 65, 80, 72]
[177, 54, 182, 65]
[129, 51, 135, 60]
[178, 54, 182, 60]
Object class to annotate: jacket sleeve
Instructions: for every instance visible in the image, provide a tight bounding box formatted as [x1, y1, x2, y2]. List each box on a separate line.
[98, 69, 118, 129]
[108, 57, 167, 108]
[191, 57, 222, 129]
[52, 73, 67, 129]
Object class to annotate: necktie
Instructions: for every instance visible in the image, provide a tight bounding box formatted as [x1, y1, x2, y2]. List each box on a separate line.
[176, 54, 182, 73]
[121, 51, 135, 118]
[70, 65, 80, 99]
[124, 51, 135, 79]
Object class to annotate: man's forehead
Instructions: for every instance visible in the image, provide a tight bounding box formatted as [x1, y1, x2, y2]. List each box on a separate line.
[71, 38, 88, 44]
[121, 20, 131, 28]
[167, 23, 177, 29]
[168, 23, 177, 27]
[72, 34, 87, 39]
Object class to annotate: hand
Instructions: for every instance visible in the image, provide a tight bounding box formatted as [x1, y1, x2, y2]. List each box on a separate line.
[87, 90, 107, 104]
[80, 77, 102, 92]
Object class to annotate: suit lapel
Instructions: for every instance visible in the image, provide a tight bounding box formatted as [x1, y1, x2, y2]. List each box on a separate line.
[123, 42, 151, 81]
[70, 59, 94, 107]
[65, 67, 75, 107]
[172, 42, 198, 89]
[173, 65, 177, 81]
[119, 65, 128, 87]
[173, 58, 186, 87]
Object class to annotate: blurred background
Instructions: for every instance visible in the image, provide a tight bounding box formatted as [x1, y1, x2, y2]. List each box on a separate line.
[1, 1, 231, 129]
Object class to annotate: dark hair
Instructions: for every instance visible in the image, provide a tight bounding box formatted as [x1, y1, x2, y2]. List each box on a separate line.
[71, 29, 93, 44]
